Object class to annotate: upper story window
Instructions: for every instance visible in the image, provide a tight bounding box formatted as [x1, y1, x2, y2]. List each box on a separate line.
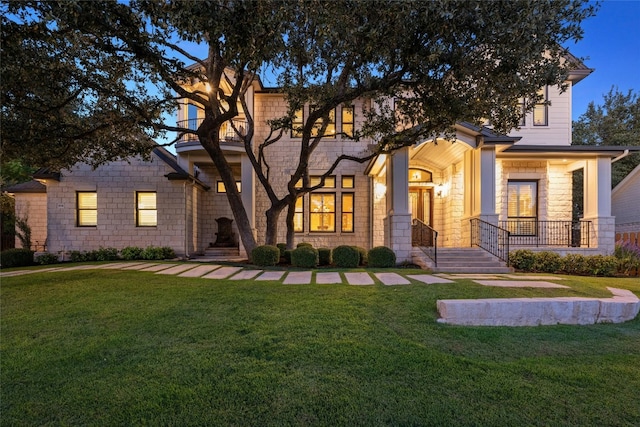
[533, 87, 548, 126]
[517, 98, 526, 126]
[292, 108, 304, 138]
[77, 191, 97, 227]
[311, 106, 336, 138]
[216, 181, 242, 193]
[136, 192, 157, 227]
[342, 106, 354, 138]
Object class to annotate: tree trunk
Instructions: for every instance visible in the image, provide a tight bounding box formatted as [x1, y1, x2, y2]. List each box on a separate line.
[285, 198, 297, 249]
[265, 206, 282, 246]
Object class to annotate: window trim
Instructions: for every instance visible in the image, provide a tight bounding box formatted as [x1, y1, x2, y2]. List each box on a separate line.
[341, 105, 355, 138]
[136, 191, 158, 227]
[341, 192, 355, 233]
[76, 191, 97, 227]
[533, 87, 548, 126]
[309, 192, 336, 233]
[507, 180, 538, 236]
[341, 175, 355, 189]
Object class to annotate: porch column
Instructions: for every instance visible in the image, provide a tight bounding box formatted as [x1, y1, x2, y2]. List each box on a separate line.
[240, 154, 256, 256]
[583, 157, 615, 254]
[462, 147, 498, 246]
[384, 147, 412, 262]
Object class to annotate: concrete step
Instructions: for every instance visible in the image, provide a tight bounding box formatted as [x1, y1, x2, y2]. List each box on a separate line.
[412, 247, 512, 274]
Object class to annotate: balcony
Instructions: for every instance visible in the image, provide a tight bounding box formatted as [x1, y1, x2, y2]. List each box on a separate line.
[176, 118, 247, 144]
[499, 220, 592, 248]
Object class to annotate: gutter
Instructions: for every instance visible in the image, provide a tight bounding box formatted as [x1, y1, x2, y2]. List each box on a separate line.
[612, 149, 630, 163]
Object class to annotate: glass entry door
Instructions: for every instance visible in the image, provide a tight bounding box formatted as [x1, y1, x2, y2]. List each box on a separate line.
[409, 187, 433, 226]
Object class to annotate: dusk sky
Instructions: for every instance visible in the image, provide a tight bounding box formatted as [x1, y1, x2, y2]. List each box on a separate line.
[567, 0, 640, 120]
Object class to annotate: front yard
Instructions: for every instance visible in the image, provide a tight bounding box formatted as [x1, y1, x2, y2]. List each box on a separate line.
[1, 267, 639, 426]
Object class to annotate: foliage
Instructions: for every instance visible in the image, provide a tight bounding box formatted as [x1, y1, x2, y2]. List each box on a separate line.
[291, 246, 319, 268]
[276, 243, 287, 257]
[367, 246, 397, 268]
[531, 251, 563, 273]
[120, 246, 144, 261]
[588, 255, 619, 277]
[572, 88, 640, 218]
[562, 253, 590, 276]
[296, 242, 313, 248]
[283, 249, 293, 265]
[332, 245, 360, 268]
[317, 248, 332, 266]
[509, 250, 537, 271]
[614, 241, 640, 275]
[141, 246, 175, 260]
[251, 245, 280, 267]
[0, 248, 33, 268]
[352, 246, 368, 266]
[14, 214, 31, 250]
[35, 253, 60, 265]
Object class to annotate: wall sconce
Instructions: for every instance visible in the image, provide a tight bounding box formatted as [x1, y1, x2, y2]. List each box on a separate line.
[436, 183, 443, 197]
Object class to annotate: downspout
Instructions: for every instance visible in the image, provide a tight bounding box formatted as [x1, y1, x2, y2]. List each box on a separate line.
[612, 149, 630, 163]
[184, 181, 189, 259]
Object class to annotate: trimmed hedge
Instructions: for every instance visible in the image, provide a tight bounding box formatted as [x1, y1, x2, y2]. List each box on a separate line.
[252, 245, 280, 267]
[297, 242, 313, 248]
[367, 246, 396, 268]
[318, 248, 332, 266]
[121, 246, 144, 260]
[291, 246, 318, 268]
[1, 248, 34, 268]
[276, 243, 287, 258]
[332, 245, 360, 268]
[510, 249, 624, 277]
[35, 253, 60, 265]
[353, 246, 367, 266]
[283, 249, 293, 264]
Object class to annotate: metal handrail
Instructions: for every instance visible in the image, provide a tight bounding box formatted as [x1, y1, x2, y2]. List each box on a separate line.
[499, 220, 591, 247]
[176, 118, 247, 143]
[470, 218, 510, 265]
[412, 218, 438, 266]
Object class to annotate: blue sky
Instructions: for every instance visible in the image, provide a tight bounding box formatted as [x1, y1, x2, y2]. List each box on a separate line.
[567, 0, 640, 120]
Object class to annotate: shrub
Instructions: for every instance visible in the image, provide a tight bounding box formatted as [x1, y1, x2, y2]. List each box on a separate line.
[367, 246, 396, 268]
[141, 246, 167, 260]
[588, 255, 618, 277]
[276, 243, 287, 257]
[291, 246, 318, 268]
[318, 248, 332, 266]
[332, 245, 360, 268]
[283, 249, 293, 264]
[69, 250, 87, 263]
[161, 246, 176, 259]
[252, 245, 280, 267]
[94, 247, 120, 261]
[121, 246, 144, 260]
[562, 253, 589, 275]
[353, 246, 368, 266]
[532, 251, 562, 273]
[0, 248, 34, 268]
[297, 242, 313, 248]
[614, 241, 640, 276]
[35, 253, 60, 265]
[509, 250, 536, 271]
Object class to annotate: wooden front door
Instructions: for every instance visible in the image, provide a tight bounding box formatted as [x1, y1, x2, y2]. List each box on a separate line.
[409, 187, 433, 226]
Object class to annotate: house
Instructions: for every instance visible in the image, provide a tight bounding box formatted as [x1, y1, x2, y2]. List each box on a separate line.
[612, 164, 640, 244]
[6, 54, 639, 267]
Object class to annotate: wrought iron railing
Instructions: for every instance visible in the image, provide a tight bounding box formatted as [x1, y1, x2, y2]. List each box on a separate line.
[412, 218, 438, 266]
[499, 220, 591, 248]
[176, 118, 247, 143]
[470, 218, 510, 264]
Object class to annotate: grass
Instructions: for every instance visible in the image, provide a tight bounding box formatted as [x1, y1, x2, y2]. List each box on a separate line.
[1, 266, 639, 426]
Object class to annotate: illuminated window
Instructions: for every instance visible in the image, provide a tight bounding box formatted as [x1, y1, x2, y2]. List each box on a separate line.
[341, 193, 354, 232]
[216, 181, 242, 193]
[533, 87, 548, 126]
[311, 106, 336, 138]
[342, 106, 354, 138]
[507, 181, 538, 235]
[341, 175, 354, 189]
[408, 168, 432, 183]
[77, 192, 97, 227]
[292, 108, 304, 138]
[294, 197, 304, 233]
[310, 175, 335, 188]
[310, 193, 335, 232]
[136, 192, 157, 227]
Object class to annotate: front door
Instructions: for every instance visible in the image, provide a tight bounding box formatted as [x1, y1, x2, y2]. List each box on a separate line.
[409, 187, 434, 246]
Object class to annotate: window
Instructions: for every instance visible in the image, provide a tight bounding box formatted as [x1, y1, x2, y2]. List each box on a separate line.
[517, 98, 526, 126]
[310, 175, 335, 188]
[507, 181, 538, 235]
[341, 175, 354, 189]
[533, 87, 548, 126]
[136, 192, 157, 227]
[216, 181, 242, 193]
[408, 168, 432, 183]
[341, 193, 354, 232]
[342, 106, 354, 138]
[311, 106, 335, 138]
[292, 108, 303, 138]
[294, 197, 304, 232]
[310, 193, 335, 232]
[77, 192, 97, 227]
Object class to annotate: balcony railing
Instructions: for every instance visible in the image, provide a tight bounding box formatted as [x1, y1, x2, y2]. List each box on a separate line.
[412, 219, 438, 266]
[470, 218, 510, 264]
[499, 220, 591, 248]
[176, 118, 247, 143]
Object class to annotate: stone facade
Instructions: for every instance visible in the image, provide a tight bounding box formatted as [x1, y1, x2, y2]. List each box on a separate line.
[14, 192, 47, 251]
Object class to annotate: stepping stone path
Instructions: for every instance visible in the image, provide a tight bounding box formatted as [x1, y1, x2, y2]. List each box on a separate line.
[315, 272, 342, 284]
[344, 272, 374, 285]
[178, 265, 220, 277]
[203, 266, 242, 279]
[255, 271, 285, 281]
[283, 271, 312, 284]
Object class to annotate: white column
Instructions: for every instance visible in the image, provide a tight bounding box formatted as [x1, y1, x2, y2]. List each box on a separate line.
[384, 147, 412, 262]
[583, 157, 614, 253]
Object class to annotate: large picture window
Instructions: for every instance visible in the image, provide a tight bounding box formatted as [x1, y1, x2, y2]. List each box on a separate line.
[507, 181, 538, 235]
[136, 192, 157, 227]
[310, 193, 335, 232]
[77, 192, 97, 227]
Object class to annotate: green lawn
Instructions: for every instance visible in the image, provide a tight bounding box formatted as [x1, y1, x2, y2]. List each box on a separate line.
[1, 267, 639, 426]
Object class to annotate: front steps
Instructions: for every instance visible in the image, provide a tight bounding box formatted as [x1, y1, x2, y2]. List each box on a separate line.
[189, 246, 246, 262]
[412, 247, 512, 273]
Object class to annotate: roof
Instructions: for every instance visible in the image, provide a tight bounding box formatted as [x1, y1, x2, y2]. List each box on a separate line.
[153, 146, 211, 191]
[3, 180, 47, 194]
[612, 163, 640, 196]
[501, 145, 640, 158]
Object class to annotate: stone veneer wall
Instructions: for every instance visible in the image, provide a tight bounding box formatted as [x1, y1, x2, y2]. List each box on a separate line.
[442, 162, 464, 247]
[45, 155, 189, 258]
[251, 93, 374, 249]
[14, 193, 48, 250]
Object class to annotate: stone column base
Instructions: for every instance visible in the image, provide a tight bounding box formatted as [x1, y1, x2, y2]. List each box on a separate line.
[384, 213, 412, 262]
